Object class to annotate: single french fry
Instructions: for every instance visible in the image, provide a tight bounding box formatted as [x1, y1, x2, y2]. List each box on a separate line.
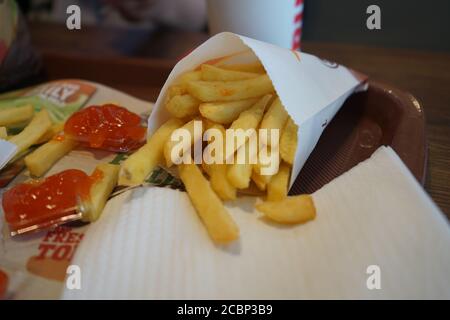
[228, 94, 272, 155]
[119, 118, 183, 186]
[166, 85, 187, 101]
[251, 167, 272, 191]
[165, 94, 200, 118]
[82, 163, 120, 222]
[200, 64, 260, 81]
[8, 109, 52, 154]
[253, 146, 280, 177]
[280, 117, 299, 165]
[267, 162, 291, 201]
[25, 137, 78, 177]
[210, 164, 237, 200]
[199, 98, 258, 124]
[218, 61, 266, 74]
[164, 118, 203, 167]
[179, 160, 239, 243]
[34, 122, 65, 145]
[0, 126, 7, 139]
[178, 70, 202, 87]
[204, 124, 237, 200]
[227, 140, 256, 189]
[259, 97, 289, 147]
[0, 104, 34, 127]
[187, 74, 274, 102]
[256, 195, 316, 224]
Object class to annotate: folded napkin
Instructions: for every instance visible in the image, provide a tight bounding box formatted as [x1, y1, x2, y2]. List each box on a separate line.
[62, 146, 450, 299]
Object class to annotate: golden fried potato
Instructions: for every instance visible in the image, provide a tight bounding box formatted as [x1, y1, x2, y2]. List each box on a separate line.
[178, 70, 202, 87]
[227, 94, 272, 156]
[166, 85, 187, 100]
[218, 61, 266, 74]
[210, 164, 237, 200]
[187, 74, 274, 102]
[179, 160, 239, 243]
[251, 168, 272, 191]
[256, 195, 316, 224]
[0, 126, 7, 139]
[259, 97, 289, 147]
[83, 163, 120, 222]
[119, 118, 183, 186]
[203, 124, 237, 200]
[34, 122, 65, 145]
[280, 117, 298, 165]
[8, 109, 52, 154]
[165, 94, 200, 118]
[267, 162, 291, 201]
[252, 143, 280, 177]
[227, 140, 256, 189]
[201, 64, 259, 81]
[199, 98, 258, 125]
[25, 137, 78, 177]
[0, 104, 34, 127]
[164, 118, 203, 167]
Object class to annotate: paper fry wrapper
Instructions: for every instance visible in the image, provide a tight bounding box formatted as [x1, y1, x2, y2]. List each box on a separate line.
[148, 32, 367, 188]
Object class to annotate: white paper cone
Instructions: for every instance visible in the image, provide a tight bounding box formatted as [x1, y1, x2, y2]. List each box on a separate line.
[148, 32, 367, 189]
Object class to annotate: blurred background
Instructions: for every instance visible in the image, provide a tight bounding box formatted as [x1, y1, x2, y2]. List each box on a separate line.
[11, 0, 450, 59]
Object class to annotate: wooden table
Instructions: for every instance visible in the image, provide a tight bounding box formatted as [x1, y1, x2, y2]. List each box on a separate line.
[28, 22, 450, 216]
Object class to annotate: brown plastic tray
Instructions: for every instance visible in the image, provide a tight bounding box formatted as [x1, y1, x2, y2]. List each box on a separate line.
[290, 81, 427, 195]
[40, 52, 427, 195]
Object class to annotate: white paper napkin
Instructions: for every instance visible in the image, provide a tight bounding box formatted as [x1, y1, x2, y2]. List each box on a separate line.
[62, 146, 450, 299]
[0, 140, 17, 171]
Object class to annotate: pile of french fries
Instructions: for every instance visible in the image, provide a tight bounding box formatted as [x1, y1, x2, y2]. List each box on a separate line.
[1, 61, 316, 241]
[0, 105, 119, 225]
[118, 61, 316, 244]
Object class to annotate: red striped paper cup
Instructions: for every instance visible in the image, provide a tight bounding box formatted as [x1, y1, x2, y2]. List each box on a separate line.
[207, 0, 304, 50]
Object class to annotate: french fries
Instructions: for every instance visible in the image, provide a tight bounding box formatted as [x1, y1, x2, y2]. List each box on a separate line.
[25, 137, 78, 177]
[256, 195, 316, 224]
[227, 140, 255, 189]
[199, 98, 258, 124]
[164, 118, 203, 167]
[253, 144, 280, 177]
[82, 163, 120, 222]
[0, 127, 6, 139]
[178, 70, 202, 88]
[34, 122, 65, 145]
[119, 118, 183, 186]
[229, 95, 271, 132]
[204, 124, 237, 200]
[8, 109, 52, 154]
[210, 164, 237, 200]
[166, 94, 200, 118]
[280, 117, 298, 164]
[228, 94, 272, 155]
[117, 57, 316, 243]
[267, 162, 290, 201]
[179, 160, 239, 243]
[167, 85, 187, 100]
[0, 105, 34, 127]
[259, 97, 289, 147]
[187, 74, 274, 102]
[200, 64, 259, 81]
[251, 168, 272, 191]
